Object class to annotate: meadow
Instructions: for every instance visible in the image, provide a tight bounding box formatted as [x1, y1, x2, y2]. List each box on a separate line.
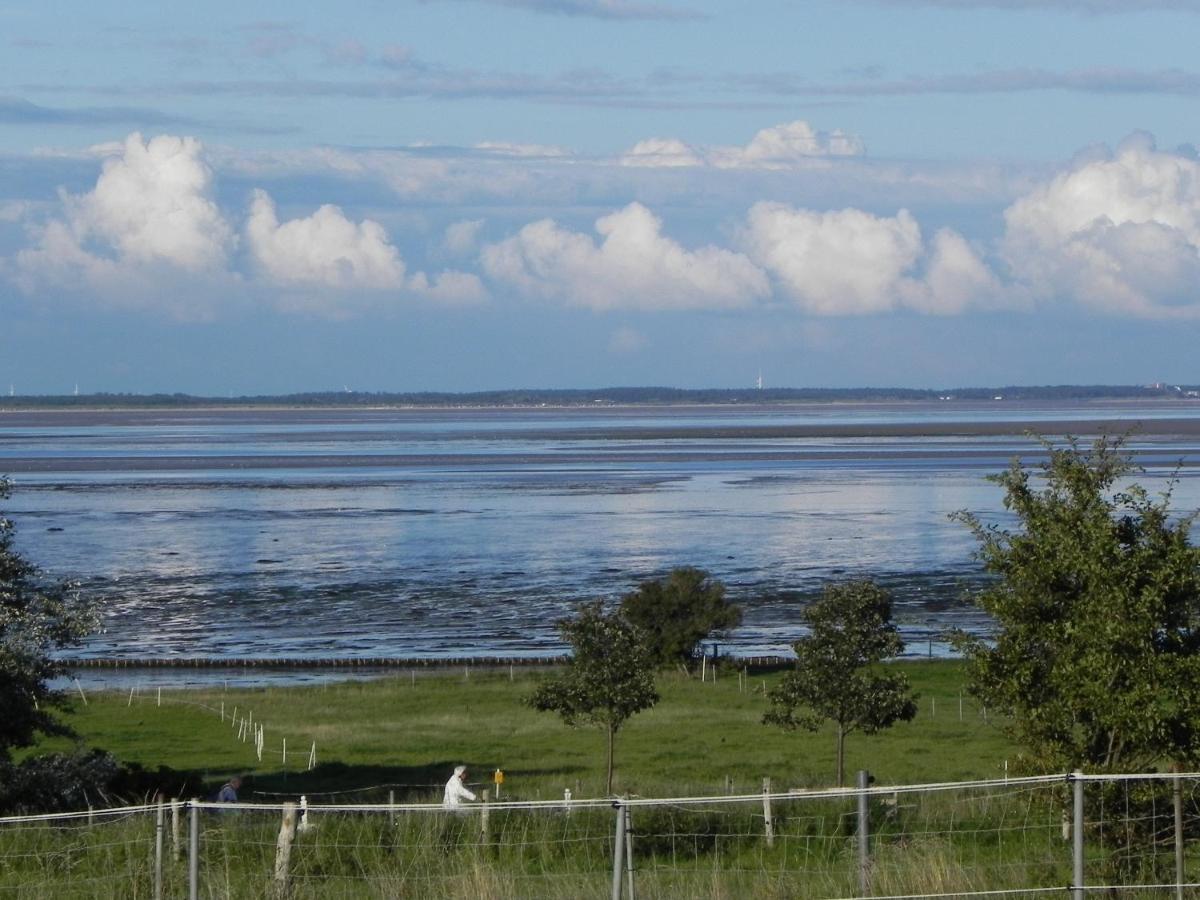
[44, 660, 1013, 800]
[12, 662, 1190, 898]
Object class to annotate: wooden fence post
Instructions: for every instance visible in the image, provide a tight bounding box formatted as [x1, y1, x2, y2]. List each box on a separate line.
[171, 799, 182, 861]
[762, 777, 774, 847]
[273, 802, 298, 898]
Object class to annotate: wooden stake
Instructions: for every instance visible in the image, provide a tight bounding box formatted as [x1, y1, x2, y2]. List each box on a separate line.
[481, 789, 490, 844]
[74, 678, 88, 706]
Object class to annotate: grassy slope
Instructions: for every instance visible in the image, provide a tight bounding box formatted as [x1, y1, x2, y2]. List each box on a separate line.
[43, 660, 1017, 801]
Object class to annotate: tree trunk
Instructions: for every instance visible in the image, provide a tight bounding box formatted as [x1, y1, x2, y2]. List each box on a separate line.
[606, 725, 615, 795]
[836, 723, 846, 786]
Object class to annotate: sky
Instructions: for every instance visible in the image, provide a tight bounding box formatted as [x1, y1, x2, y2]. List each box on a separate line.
[2, 0, 1199, 394]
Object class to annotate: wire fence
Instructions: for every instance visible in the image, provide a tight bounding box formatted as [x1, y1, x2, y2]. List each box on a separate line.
[2, 772, 1200, 898]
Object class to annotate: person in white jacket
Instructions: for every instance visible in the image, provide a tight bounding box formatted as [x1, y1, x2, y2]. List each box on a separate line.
[443, 765, 477, 810]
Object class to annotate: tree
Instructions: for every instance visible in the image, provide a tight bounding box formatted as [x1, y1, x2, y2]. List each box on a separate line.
[0, 477, 97, 762]
[618, 567, 742, 670]
[526, 601, 659, 794]
[763, 580, 917, 785]
[952, 435, 1200, 773]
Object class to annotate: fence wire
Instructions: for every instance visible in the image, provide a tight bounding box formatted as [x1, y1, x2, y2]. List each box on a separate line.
[2, 773, 1200, 898]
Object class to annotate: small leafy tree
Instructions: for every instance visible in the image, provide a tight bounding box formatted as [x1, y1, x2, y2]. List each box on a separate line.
[526, 601, 659, 794]
[0, 477, 98, 764]
[953, 435, 1200, 772]
[619, 567, 742, 670]
[764, 580, 917, 785]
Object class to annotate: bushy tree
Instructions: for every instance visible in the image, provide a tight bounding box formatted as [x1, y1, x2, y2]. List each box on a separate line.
[763, 580, 917, 785]
[0, 477, 97, 761]
[619, 567, 742, 670]
[526, 601, 659, 794]
[953, 435, 1200, 772]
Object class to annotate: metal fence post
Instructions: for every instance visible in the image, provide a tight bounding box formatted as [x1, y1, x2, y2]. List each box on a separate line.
[1174, 766, 1185, 900]
[188, 800, 200, 900]
[1072, 771, 1084, 900]
[857, 770, 871, 896]
[625, 806, 635, 900]
[154, 799, 164, 900]
[611, 801, 627, 900]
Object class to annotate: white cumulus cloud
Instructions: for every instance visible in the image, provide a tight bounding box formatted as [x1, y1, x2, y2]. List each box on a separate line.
[481, 202, 770, 310]
[15, 133, 235, 303]
[246, 189, 408, 290]
[246, 190, 485, 308]
[742, 202, 997, 315]
[1002, 134, 1200, 317]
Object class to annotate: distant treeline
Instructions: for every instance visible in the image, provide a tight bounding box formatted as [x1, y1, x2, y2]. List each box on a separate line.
[0, 384, 1195, 409]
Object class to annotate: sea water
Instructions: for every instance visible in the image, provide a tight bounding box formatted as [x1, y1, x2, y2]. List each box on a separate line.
[3, 401, 1199, 663]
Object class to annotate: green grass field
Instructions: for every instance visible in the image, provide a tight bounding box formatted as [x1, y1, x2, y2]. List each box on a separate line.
[9, 662, 1195, 898]
[44, 660, 1016, 801]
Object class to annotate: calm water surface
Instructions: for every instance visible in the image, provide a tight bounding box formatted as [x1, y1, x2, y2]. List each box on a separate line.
[3, 401, 1199, 662]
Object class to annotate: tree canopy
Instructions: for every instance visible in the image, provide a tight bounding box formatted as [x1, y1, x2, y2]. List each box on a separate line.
[618, 567, 742, 669]
[526, 601, 659, 794]
[763, 580, 917, 785]
[953, 435, 1200, 773]
[0, 477, 97, 760]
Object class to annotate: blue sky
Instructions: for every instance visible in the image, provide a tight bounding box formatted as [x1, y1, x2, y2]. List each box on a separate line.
[2, 0, 1199, 393]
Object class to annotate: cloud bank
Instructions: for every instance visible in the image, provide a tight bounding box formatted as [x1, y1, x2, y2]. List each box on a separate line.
[7, 128, 1200, 322]
[622, 120, 865, 168]
[420, 0, 702, 20]
[12, 132, 482, 315]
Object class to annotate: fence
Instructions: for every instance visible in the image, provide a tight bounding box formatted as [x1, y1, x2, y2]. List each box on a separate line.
[2, 772, 1200, 898]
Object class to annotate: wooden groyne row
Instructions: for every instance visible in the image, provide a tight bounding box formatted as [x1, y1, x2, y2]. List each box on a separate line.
[60, 655, 794, 670]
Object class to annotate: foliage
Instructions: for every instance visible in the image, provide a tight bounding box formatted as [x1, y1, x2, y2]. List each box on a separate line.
[619, 567, 742, 669]
[0, 748, 122, 814]
[952, 435, 1200, 773]
[764, 580, 918, 785]
[0, 477, 98, 760]
[526, 601, 659, 794]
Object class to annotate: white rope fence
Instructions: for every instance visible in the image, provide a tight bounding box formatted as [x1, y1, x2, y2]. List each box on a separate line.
[118, 681, 320, 773]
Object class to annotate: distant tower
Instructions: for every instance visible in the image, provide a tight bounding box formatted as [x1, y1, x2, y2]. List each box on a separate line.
[73, 383, 79, 396]
[756, 370, 764, 390]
